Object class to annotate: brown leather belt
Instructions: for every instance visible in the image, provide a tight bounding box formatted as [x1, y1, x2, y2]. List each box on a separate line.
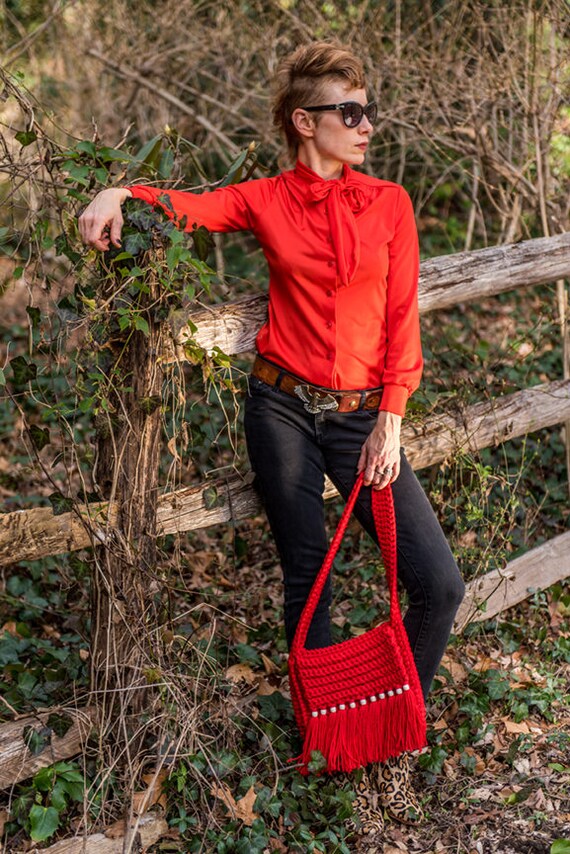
[251, 356, 383, 414]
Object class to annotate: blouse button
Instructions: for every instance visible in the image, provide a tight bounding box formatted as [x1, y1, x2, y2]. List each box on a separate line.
[326, 352, 333, 360]
[326, 321, 333, 329]
[326, 289, 333, 297]
[327, 260, 334, 268]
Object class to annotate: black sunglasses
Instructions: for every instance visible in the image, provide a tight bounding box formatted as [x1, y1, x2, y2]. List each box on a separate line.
[300, 100, 378, 128]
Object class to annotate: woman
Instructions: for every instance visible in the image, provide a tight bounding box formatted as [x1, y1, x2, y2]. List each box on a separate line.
[79, 42, 465, 837]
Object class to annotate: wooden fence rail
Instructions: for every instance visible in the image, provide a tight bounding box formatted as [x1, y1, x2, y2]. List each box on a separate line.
[171, 232, 570, 358]
[2, 377, 569, 567]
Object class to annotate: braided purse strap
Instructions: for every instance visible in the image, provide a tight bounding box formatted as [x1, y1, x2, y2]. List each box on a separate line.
[291, 473, 401, 653]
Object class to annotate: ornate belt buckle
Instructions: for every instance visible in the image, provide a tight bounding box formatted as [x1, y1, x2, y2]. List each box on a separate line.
[294, 384, 339, 414]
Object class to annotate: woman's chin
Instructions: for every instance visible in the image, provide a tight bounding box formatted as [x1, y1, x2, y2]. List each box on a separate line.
[347, 150, 367, 165]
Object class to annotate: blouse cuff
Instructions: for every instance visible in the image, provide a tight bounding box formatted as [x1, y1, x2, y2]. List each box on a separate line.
[123, 186, 154, 202]
[379, 384, 409, 418]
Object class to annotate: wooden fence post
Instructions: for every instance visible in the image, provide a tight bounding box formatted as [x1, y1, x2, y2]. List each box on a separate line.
[90, 261, 166, 740]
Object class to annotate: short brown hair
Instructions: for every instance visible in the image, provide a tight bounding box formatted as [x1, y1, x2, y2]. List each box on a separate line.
[272, 42, 366, 162]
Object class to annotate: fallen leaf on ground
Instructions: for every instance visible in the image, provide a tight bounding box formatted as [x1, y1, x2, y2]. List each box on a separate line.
[105, 819, 127, 838]
[132, 770, 168, 815]
[439, 654, 468, 683]
[261, 652, 279, 674]
[497, 785, 522, 798]
[525, 788, 551, 811]
[469, 787, 493, 801]
[502, 717, 530, 734]
[0, 621, 19, 637]
[226, 663, 258, 684]
[211, 781, 259, 826]
[256, 676, 277, 695]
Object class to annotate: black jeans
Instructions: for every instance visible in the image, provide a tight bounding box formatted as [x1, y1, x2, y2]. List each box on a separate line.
[244, 375, 465, 700]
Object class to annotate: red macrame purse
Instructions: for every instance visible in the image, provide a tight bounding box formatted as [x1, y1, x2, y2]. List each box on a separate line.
[288, 473, 427, 775]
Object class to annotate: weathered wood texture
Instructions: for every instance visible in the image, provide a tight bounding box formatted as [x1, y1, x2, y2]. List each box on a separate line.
[454, 531, 570, 632]
[33, 814, 168, 854]
[0, 707, 95, 790]
[90, 267, 166, 728]
[171, 233, 570, 357]
[1, 379, 568, 565]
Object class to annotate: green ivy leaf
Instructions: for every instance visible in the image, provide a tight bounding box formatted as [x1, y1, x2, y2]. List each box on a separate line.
[133, 134, 163, 170]
[158, 148, 174, 179]
[219, 147, 250, 188]
[50, 780, 68, 812]
[203, 486, 226, 510]
[48, 492, 74, 516]
[122, 231, 152, 256]
[134, 316, 149, 336]
[57, 294, 80, 321]
[191, 225, 214, 262]
[0, 368, 5, 387]
[76, 489, 101, 503]
[76, 140, 97, 157]
[118, 313, 131, 332]
[23, 724, 51, 756]
[97, 146, 136, 163]
[15, 129, 37, 147]
[10, 355, 37, 384]
[306, 750, 328, 774]
[46, 713, 74, 739]
[64, 162, 91, 186]
[551, 842, 570, 854]
[29, 804, 60, 842]
[26, 306, 41, 328]
[33, 765, 56, 791]
[29, 425, 50, 450]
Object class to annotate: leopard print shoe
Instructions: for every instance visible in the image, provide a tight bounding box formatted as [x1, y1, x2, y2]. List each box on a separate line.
[372, 752, 425, 825]
[335, 767, 384, 837]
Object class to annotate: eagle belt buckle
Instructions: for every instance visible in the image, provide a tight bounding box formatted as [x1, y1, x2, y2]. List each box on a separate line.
[294, 384, 339, 414]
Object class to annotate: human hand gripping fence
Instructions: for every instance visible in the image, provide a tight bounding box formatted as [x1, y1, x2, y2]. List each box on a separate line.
[288, 473, 427, 774]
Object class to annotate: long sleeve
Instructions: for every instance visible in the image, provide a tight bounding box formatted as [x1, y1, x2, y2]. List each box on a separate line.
[380, 187, 423, 417]
[124, 180, 274, 233]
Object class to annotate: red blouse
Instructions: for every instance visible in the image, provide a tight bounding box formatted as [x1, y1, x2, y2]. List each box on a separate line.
[125, 159, 422, 416]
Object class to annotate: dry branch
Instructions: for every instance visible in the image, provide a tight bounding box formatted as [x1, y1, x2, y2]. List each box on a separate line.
[1, 379, 568, 565]
[0, 707, 95, 790]
[171, 233, 570, 358]
[86, 48, 241, 160]
[454, 531, 570, 632]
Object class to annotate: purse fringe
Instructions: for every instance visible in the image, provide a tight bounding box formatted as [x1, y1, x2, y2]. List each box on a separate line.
[293, 691, 426, 775]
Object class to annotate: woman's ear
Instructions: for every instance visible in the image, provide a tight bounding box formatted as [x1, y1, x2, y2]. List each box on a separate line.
[291, 108, 315, 140]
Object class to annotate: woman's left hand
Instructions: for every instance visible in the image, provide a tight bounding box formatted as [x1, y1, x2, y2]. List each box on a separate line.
[357, 411, 402, 490]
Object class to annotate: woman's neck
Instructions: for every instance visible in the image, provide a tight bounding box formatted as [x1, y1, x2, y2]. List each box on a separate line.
[297, 149, 344, 181]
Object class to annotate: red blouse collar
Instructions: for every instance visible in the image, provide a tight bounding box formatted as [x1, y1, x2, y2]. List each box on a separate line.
[282, 160, 365, 286]
[292, 158, 353, 187]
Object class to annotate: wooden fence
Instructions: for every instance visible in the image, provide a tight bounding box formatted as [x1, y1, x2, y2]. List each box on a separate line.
[1, 232, 569, 629]
[1, 233, 569, 854]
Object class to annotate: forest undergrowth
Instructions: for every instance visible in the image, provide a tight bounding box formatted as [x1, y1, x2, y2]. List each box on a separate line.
[0, 1, 569, 852]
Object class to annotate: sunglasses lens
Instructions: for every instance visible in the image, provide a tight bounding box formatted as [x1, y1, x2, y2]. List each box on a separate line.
[342, 103, 363, 127]
[365, 102, 378, 124]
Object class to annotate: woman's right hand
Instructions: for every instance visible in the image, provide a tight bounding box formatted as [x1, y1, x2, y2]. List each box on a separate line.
[77, 188, 132, 252]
